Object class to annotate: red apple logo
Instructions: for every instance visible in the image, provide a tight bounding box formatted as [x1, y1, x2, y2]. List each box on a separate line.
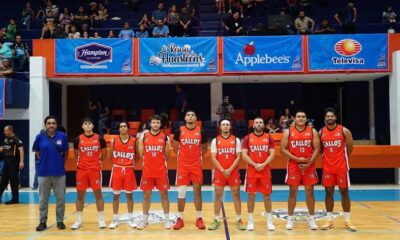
[243, 41, 255, 55]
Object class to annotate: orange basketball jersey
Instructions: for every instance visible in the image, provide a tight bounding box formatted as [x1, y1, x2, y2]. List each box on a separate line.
[320, 124, 349, 173]
[288, 126, 314, 166]
[142, 131, 168, 178]
[214, 134, 238, 169]
[112, 136, 136, 166]
[76, 133, 103, 170]
[243, 132, 274, 177]
[177, 125, 203, 168]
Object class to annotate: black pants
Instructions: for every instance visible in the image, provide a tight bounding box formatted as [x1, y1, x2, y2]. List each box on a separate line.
[0, 159, 19, 202]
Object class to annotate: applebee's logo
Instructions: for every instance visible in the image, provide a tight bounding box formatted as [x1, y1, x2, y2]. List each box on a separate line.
[149, 43, 206, 67]
[235, 41, 291, 67]
[75, 43, 112, 65]
[332, 39, 364, 65]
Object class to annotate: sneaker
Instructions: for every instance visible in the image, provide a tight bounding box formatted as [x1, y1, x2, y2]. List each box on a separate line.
[5, 200, 18, 204]
[173, 217, 184, 230]
[36, 222, 47, 231]
[127, 219, 137, 228]
[164, 219, 172, 229]
[57, 222, 66, 230]
[286, 218, 294, 230]
[98, 220, 107, 229]
[320, 220, 334, 230]
[246, 221, 254, 231]
[344, 221, 357, 232]
[108, 219, 119, 229]
[208, 219, 221, 230]
[196, 218, 206, 230]
[267, 221, 276, 231]
[71, 219, 82, 230]
[235, 219, 246, 231]
[136, 219, 147, 230]
[309, 218, 318, 230]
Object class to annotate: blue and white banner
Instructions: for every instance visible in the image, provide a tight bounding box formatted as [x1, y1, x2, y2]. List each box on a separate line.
[223, 36, 303, 73]
[0, 78, 5, 119]
[139, 37, 218, 74]
[55, 39, 133, 74]
[308, 34, 388, 71]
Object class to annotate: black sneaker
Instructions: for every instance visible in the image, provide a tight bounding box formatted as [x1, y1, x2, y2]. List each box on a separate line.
[36, 222, 47, 231]
[5, 200, 19, 205]
[57, 222, 66, 229]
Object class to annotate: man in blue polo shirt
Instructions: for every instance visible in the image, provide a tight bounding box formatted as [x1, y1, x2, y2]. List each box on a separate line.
[32, 115, 69, 231]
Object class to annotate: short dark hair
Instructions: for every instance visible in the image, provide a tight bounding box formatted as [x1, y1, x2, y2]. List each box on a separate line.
[295, 109, 307, 117]
[324, 107, 337, 117]
[44, 115, 58, 124]
[185, 109, 196, 116]
[118, 121, 129, 128]
[81, 117, 94, 125]
[5, 125, 14, 132]
[253, 117, 264, 123]
[150, 114, 162, 121]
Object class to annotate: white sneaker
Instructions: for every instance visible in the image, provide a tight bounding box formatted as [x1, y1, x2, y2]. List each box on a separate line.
[98, 220, 107, 229]
[128, 219, 137, 228]
[164, 219, 172, 229]
[246, 221, 254, 231]
[309, 218, 318, 230]
[71, 219, 82, 230]
[286, 218, 294, 230]
[108, 219, 119, 229]
[267, 221, 276, 231]
[137, 219, 147, 230]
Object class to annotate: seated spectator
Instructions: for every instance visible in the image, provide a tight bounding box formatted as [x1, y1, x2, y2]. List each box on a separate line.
[5, 19, 17, 41]
[88, 2, 98, 21]
[279, 108, 293, 130]
[228, 0, 243, 17]
[241, 0, 254, 18]
[334, 1, 357, 34]
[216, 96, 234, 121]
[278, 10, 295, 35]
[45, 0, 59, 18]
[82, 31, 89, 39]
[10, 35, 29, 71]
[40, 24, 55, 39]
[93, 32, 102, 38]
[107, 30, 115, 38]
[167, 5, 180, 37]
[152, 19, 169, 38]
[53, 25, 67, 39]
[151, 2, 167, 25]
[314, 18, 336, 34]
[59, 7, 73, 35]
[179, 6, 193, 36]
[216, 0, 225, 14]
[138, 13, 152, 31]
[118, 22, 135, 38]
[0, 29, 6, 42]
[183, 0, 196, 18]
[135, 24, 149, 38]
[265, 118, 279, 133]
[67, 25, 80, 39]
[21, 2, 35, 30]
[0, 59, 14, 78]
[73, 6, 89, 33]
[286, 0, 298, 16]
[92, 3, 109, 27]
[294, 10, 314, 34]
[223, 11, 244, 36]
[0, 41, 14, 67]
[382, 5, 397, 28]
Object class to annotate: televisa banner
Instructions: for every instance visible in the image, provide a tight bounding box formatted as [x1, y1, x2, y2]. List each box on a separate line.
[55, 39, 133, 74]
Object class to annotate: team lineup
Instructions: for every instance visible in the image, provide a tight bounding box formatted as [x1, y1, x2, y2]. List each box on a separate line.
[33, 107, 357, 233]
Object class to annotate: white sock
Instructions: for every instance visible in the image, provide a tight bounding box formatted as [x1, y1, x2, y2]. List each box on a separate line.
[76, 211, 82, 221]
[165, 213, 170, 220]
[177, 212, 183, 218]
[248, 213, 254, 223]
[98, 211, 105, 221]
[196, 211, 203, 219]
[236, 215, 241, 221]
[326, 212, 333, 220]
[344, 212, 350, 221]
[112, 214, 118, 221]
[214, 215, 220, 221]
[288, 215, 294, 221]
[266, 212, 272, 222]
[128, 212, 133, 220]
[143, 214, 149, 221]
[309, 215, 315, 219]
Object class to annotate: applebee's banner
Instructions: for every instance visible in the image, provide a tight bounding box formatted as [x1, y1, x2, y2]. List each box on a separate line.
[139, 37, 218, 74]
[223, 36, 303, 73]
[55, 39, 133, 74]
[308, 34, 388, 71]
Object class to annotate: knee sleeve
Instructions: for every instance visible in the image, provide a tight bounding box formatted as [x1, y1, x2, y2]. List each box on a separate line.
[178, 185, 187, 199]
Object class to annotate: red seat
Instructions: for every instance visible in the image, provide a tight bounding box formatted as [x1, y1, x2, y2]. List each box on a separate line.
[260, 109, 275, 120]
[232, 109, 245, 121]
[141, 109, 155, 122]
[111, 109, 127, 122]
[169, 108, 178, 122]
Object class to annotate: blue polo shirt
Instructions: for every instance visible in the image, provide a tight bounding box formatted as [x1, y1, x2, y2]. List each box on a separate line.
[32, 130, 69, 177]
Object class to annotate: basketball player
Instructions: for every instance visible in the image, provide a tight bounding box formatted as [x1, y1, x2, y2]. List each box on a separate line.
[319, 108, 357, 232]
[173, 110, 207, 230]
[208, 120, 245, 231]
[281, 110, 320, 230]
[137, 115, 172, 229]
[108, 121, 138, 229]
[242, 117, 275, 231]
[71, 117, 107, 230]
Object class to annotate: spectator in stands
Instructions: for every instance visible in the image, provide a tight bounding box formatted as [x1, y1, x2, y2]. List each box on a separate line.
[279, 10, 295, 35]
[382, 5, 397, 29]
[40, 24, 54, 39]
[98, 100, 110, 136]
[216, 96, 234, 121]
[216, 0, 225, 14]
[91, 3, 109, 28]
[136, 122, 149, 139]
[107, 30, 115, 38]
[45, 0, 59, 18]
[265, 118, 279, 133]
[68, 25, 81, 39]
[73, 6, 89, 33]
[183, 0, 196, 18]
[118, 22, 135, 38]
[5, 19, 18, 41]
[0, 59, 15, 78]
[179, 6, 193, 36]
[314, 18, 336, 34]
[228, 0, 243, 17]
[294, 10, 314, 34]
[167, 5, 180, 37]
[82, 31, 89, 39]
[53, 25, 67, 39]
[152, 19, 169, 37]
[0, 41, 15, 67]
[0, 29, 6, 43]
[21, 2, 35, 30]
[287, 0, 298, 16]
[59, 7, 73, 34]
[241, 0, 254, 18]
[175, 85, 188, 120]
[334, 1, 357, 34]
[135, 24, 149, 38]
[151, 2, 167, 25]
[138, 13, 152, 31]
[93, 32, 102, 38]
[88, 2, 99, 23]
[10, 35, 29, 72]
[223, 11, 244, 36]
[279, 108, 293, 130]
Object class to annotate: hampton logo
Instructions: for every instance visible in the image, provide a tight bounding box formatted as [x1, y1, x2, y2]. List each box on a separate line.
[149, 43, 206, 68]
[332, 39, 364, 65]
[268, 208, 341, 221]
[110, 211, 178, 225]
[75, 42, 112, 66]
[235, 41, 292, 67]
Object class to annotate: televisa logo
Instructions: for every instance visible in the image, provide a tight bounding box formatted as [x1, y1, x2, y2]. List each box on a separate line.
[332, 39, 364, 65]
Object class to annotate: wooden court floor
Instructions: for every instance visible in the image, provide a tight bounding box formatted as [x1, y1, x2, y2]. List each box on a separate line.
[0, 201, 399, 240]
